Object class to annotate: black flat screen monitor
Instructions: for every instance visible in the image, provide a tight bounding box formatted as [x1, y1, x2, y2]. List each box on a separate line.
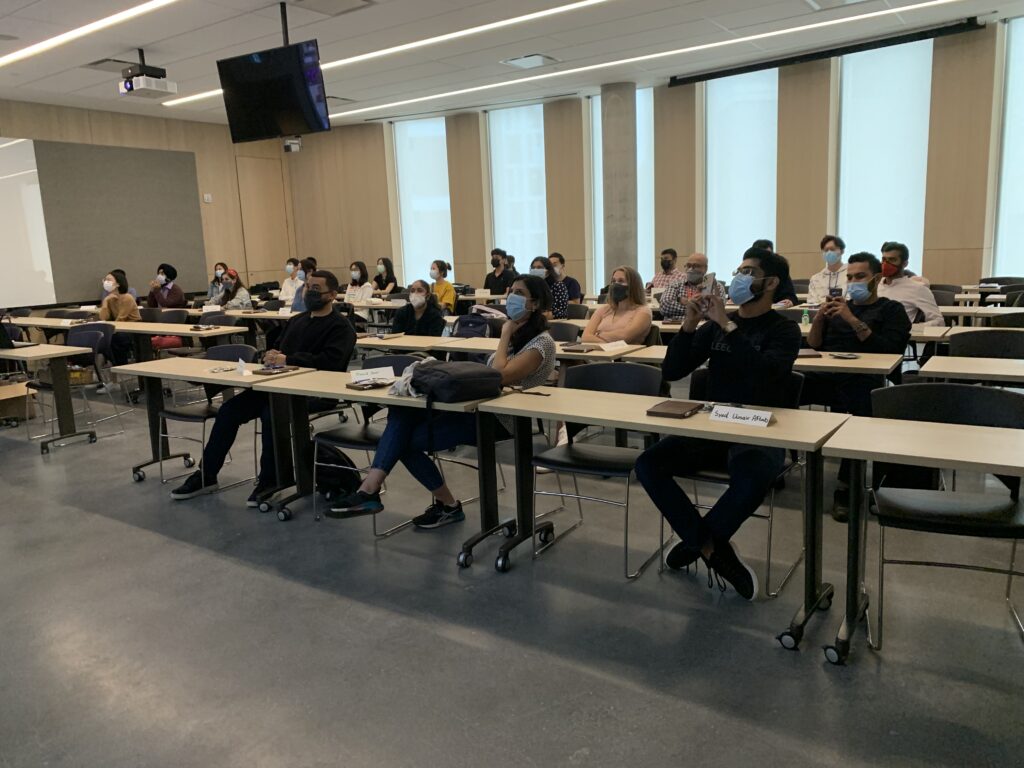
[218, 40, 331, 143]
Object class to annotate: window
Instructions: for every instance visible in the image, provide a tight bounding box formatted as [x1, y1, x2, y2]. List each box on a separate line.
[705, 69, 778, 274]
[393, 118, 454, 284]
[488, 104, 548, 263]
[838, 40, 933, 266]
[590, 96, 604, 294]
[995, 18, 1024, 274]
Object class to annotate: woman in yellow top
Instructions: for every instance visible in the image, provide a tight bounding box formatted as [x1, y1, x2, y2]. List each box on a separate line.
[97, 270, 141, 365]
[430, 260, 456, 313]
[583, 265, 653, 344]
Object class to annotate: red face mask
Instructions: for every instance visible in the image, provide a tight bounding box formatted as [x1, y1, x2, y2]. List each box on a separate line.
[881, 262, 900, 278]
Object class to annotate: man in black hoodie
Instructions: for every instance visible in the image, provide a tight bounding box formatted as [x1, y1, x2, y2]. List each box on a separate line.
[171, 271, 356, 506]
[635, 248, 800, 600]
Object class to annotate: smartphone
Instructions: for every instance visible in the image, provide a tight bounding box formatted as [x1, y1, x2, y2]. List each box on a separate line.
[702, 272, 717, 296]
[828, 288, 843, 298]
[345, 379, 392, 391]
[828, 352, 860, 360]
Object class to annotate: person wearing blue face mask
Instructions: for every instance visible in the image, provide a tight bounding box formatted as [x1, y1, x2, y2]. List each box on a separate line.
[290, 257, 318, 312]
[635, 248, 800, 601]
[329, 275, 557, 526]
[529, 256, 569, 319]
[278, 258, 302, 306]
[804, 252, 911, 520]
[806, 235, 847, 305]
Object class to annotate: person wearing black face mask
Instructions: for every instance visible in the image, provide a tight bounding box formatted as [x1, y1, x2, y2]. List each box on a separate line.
[647, 248, 684, 292]
[171, 271, 356, 507]
[582, 266, 652, 344]
[484, 247, 515, 295]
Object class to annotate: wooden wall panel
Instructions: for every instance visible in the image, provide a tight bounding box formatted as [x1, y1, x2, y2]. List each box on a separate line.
[446, 112, 490, 285]
[923, 26, 999, 284]
[543, 98, 589, 290]
[654, 84, 697, 263]
[777, 59, 834, 281]
[236, 156, 292, 285]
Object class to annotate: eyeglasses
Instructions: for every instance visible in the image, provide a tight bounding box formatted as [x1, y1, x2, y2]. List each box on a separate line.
[682, 263, 704, 270]
[732, 267, 763, 277]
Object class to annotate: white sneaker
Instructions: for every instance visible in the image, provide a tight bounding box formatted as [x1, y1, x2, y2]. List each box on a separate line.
[556, 424, 569, 446]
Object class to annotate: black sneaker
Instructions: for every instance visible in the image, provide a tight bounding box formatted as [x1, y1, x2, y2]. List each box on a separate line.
[665, 542, 701, 571]
[832, 488, 850, 523]
[412, 500, 465, 529]
[705, 540, 758, 601]
[326, 490, 383, 518]
[247, 484, 274, 508]
[170, 471, 218, 500]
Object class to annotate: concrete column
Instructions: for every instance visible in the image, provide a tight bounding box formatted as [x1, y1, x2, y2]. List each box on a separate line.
[600, 82, 637, 282]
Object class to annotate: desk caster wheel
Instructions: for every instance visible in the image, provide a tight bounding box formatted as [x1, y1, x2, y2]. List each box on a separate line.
[501, 523, 516, 538]
[457, 551, 473, 568]
[277, 507, 292, 521]
[183, 457, 196, 468]
[777, 629, 801, 651]
[258, 501, 272, 514]
[495, 554, 511, 573]
[133, 469, 146, 482]
[824, 645, 844, 665]
[538, 528, 554, 545]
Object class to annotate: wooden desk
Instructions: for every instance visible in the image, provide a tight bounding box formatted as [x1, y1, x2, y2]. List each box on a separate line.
[112, 357, 311, 488]
[796, 324, 948, 343]
[821, 416, 1024, 665]
[955, 293, 982, 304]
[439, 337, 643, 361]
[946, 325, 1024, 336]
[793, 352, 903, 376]
[355, 334, 453, 352]
[347, 299, 407, 312]
[457, 294, 506, 304]
[919, 356, 1024, 384]
[0, 342, 96, 452]
[478, 386, 847, 644]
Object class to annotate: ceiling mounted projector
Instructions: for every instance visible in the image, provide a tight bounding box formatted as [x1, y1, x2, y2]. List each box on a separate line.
[117, 58, 176, 98]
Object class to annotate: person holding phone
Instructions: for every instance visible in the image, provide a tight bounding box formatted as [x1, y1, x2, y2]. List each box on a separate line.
[803, 252, 911, 520]
[657, 252, 724, 322]
[806, 235, 847, 305]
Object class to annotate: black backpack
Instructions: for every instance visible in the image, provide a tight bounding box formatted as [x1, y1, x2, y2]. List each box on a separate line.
[314, 445, 361, 501]
[452, 314, 491, 338]
[412, 360, 502, 404]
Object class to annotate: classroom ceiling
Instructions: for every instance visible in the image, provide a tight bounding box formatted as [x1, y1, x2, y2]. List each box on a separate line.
[0, 0, 1021, 126]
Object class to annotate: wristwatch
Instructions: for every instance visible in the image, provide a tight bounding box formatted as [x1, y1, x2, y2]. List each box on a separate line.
[723, 321, 738, 335]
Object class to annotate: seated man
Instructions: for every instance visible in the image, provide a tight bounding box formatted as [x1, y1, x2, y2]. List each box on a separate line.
[635, 248, 801, 600]
[751, 239, 798, 307]
[171, 271, 356, 505]
[483, 248, 515, 295]
[876, 241, 943, 326]
[647, 248, 684, 292]
[803, 252, 911, 519]
[656, 252, 724, 321]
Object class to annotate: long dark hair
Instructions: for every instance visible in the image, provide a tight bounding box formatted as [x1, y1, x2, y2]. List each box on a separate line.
[375, 257, 396, 290]
[431, 260, 451, 280]
[350, 261, 369, 287]
[409, 279, 439, 311]
[221, 269, 246, 303]
[509, 275, 551, 354]
[211, 262, 228, 286]
[530, 256, 556, 285]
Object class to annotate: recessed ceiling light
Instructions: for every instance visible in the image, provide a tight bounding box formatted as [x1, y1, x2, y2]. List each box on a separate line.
[0, 1, 182, 69]
[501, 54, 559, 70]
[330, 0, 965, 119]
[163, 0, 614, 107]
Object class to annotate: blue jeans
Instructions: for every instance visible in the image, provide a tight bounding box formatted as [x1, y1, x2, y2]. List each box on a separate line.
[635, 436, 785, 548]
[370, 406, 485, 492]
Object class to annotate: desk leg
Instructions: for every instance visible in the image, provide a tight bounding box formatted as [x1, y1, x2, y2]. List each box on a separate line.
[130, 374, 189, 480]
[778, 449, 834, 650]
[39, 357, 96, 454]
[825, 458, 870, 665]
[458, 412, 515, 568]
[269, 394, 313, 521]
[494, 415, 538, 573]
[125, 334, 154, 406]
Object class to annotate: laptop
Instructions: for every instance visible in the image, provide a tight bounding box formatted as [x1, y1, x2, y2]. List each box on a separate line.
[0, 323, 38, 350]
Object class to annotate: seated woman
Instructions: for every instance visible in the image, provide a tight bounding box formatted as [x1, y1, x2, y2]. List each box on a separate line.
[98, 270, 141, 365]
[330, 275, 557, 527]
[344, 261, 375, 303]
[290, 258, 317, 312]
[583, 265, 652, 344]
[391, 279, 444, 336]
[430, 260, 456, 314]
[207, 262, 228, 303]
[529, 256, 569, 319]
[373, 258, 398, 296]
[217, 269, 253, 309]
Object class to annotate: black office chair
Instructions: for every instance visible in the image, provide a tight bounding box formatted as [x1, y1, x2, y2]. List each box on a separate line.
[949, 329, 1024, 359]
[929, 284, 960, 294]
[791, 279, 810, 293]
[670, 368, 806, 597]
[868, 383, 1024, 649]
[530, 362, 664, 579]
[980, 276, 1024, 286]
[566, 304, 590, 320]
[41, 309, 71, 343]
[261, 299, 283, 311]
[548, 322, 580, 343]
[990, 313, 1024, 329]
[9, 308, 31, 317]
[930, 289, 955, 307]
[1005, 291, 1024, 308]
[642, 324, 662, 347]
[139, 307, 164, 323]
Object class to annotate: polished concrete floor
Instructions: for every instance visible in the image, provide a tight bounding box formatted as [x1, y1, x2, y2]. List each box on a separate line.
[1, 385, 1022, 767]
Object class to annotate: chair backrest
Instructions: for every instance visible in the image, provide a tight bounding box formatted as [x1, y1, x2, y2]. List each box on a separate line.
[873, 383, 1024, 430]
[261, 299, 283, 311]
[3, 324, 22, 341]
[452, 314, 491, 338]
[45, 309, 70, 319]
[981, 276, 1024, 286]
[361, 354, 420, 375]
[63, 310, 94, 319]
[929, 283, 960, 294]
[161, 309, 189, 324]
[65, 328, 104, 369]
[548, 321, 580, 343]
[642, 324, 662, 346]
[566, 303, 590, 320]
[989, 313, 1024, 329]
[73, 322, 114, 354]
[689, 367, 804, 408]
[485, 317, 507, 337]
[948, 329, 1024, 359]
[791, 278, 810, 292]
[9, 308, 32, 317]
[997, 282, 1024, 295]
[205, 344, 258, 363]
[140, 307, 163, 322]
[1005, 291, 1024, 308]
[390, 292, 409, 302]
[564, 361, 662, 396]
[930, 289, 955, 307]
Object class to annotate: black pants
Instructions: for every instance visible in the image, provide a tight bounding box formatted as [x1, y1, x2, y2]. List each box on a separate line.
[201, 389, 275, 485]
[800, 372, 884, 418]
[110, 332, 132, 366]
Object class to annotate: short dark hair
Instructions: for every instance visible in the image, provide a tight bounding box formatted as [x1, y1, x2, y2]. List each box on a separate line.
[548, 252, 564, 265]
[743, 247, 790, 285]
[311, 269, 339, 292]
[660, 248, 677, 259]
[751, 239, 774, 252]
[490, 248, 507, 257]
[300, 258, 317, 274]
[287, 257, 300, 267]
[820, 235, 846, 251]
[530, 256, 554, 281]
[848, 252, 882, 275]
[307, 257, 318, 267]
[506, 255, 516, 266]
[111, 268, 127, 278]
[881, 241, 909, 263]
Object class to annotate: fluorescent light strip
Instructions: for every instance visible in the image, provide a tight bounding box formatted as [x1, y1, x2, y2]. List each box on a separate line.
[330, 0, 964, 119]
[0, 1, 182, 69]
[0, 139, 27, 150]
[163, 0, 615, 107]
[0, 169, 37, 181]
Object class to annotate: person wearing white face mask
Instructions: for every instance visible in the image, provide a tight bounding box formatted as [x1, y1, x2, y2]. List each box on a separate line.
[806, 235, 848, 306]
[206, 262, 229, 303]
[529, 256, 569, 319]
[343, 261, 374, 302]
[147, 263, 185, 308]
[373, 257, 397, 296]
[390, 279, 444, 336]
[548, 252, 583, 304]
[278, 258, 302, 305]
[430, 260, 456, 313]
[100, 268, 137, 301]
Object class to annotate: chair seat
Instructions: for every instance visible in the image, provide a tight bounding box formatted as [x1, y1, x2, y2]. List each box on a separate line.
[533, 443, 639, 477]
[159, 403, 220, 422]
[677, 456, 795, 485]
[873, 488, 1024, 538]
[315, 422, 386, 450]
[25, 379, 50, 392]
[166, 347, 202, 357]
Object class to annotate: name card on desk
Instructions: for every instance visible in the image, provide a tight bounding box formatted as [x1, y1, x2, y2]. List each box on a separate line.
[59, 318, 73, 326]
[202, 305, 220, 314]
[352, 366, 396, 383]
[601, 340, 629, 351]
[278, 307, 291, 316]
[709, 405, 772, 428]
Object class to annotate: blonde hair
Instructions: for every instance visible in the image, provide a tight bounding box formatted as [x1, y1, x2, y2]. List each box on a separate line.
[611, 265, 646, 307]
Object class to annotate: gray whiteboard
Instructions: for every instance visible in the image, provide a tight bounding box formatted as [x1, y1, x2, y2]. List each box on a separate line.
[34, 141, 206, 303]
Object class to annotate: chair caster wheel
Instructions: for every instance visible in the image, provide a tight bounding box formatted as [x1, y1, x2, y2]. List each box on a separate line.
[820, 596, 833, 611]
[133, 470, 146, 482]
[88, 434, 97, 444]
[495, 554, 511, 573]
[501, 523, 516, 538]
[823, 645, 844, 665]
[538, 528, 554, 545]
[457, 551, 473, 568]
[277, 507, 292, 521]
[258, 501, 272, 514]
[183, 457, 196, 468]
[777, 629, 801, 651]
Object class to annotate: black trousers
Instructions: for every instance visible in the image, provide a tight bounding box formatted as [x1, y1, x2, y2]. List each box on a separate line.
[201, 389, 275, 484]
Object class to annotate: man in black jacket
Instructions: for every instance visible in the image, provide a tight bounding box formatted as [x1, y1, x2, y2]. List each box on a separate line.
[635, 248, 800, 600]
[803, 251, 911, 519]
[171, 271, 356, 505]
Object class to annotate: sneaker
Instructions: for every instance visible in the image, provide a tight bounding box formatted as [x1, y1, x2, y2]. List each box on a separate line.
[831, 488, 849, 523]
[664, 541, 701, 571]
[326, 490, 383, 518]
[412, 500, 465, 529]
[94, 383, 107, 394]
[556, 424, 569, 446]
[705, 540, 758, 601]
[170, 471, 218, 500]
[247, 484, 274, 508]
